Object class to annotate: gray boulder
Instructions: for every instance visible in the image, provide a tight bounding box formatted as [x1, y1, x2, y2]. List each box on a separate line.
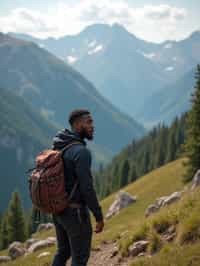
[155, 196, 168, 208]
[128, 240, 149, 257]
[145, 204, 160, 217]
[161, 191, 182, 206]
[191, 169, 200, 190]
[25, 238, 40, 249]
[28, 237, 56, 253]
[37, 251, 51, 258]
[106, 191, 137, 219]
[8, 242, 26, 260]
[0, 256, 11, 263]
[145, 191, 183, 217]
[37, 223, 54, 232]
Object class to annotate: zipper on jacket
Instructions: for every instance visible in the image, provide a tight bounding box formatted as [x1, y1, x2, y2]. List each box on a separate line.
[77, 208, 82, 223]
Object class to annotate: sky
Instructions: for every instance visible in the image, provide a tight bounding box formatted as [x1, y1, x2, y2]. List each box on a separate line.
[0, 0, 199, 43]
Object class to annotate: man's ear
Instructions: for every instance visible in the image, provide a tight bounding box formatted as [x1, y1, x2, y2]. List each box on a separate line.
[73, 120, 81, 131]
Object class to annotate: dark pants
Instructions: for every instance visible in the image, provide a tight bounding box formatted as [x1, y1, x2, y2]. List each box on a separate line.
[52, 206, 92, 266]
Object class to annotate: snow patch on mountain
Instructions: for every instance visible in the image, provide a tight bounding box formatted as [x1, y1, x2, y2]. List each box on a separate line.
[165, 66, 174, 71]
[143, 52, 156, 59]
[67, 56, 78, 64]
[164, 43, 173, 49]
[88, 40, 97, 48]
[137, 50, 156, 59]
[88, 45, 103, 55]
[39, 43, 45, 48]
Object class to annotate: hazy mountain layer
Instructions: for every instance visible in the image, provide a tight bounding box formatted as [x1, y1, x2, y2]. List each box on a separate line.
[0, 32, 145, 156]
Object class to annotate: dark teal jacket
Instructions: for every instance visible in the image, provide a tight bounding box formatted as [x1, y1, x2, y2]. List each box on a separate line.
[52, 129, 103, 222]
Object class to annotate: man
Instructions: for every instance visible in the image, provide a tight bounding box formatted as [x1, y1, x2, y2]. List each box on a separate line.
[51, 109, 104, 266]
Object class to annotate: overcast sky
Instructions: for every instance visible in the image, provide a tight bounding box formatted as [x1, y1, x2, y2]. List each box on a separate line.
[0, 0, 199, 42]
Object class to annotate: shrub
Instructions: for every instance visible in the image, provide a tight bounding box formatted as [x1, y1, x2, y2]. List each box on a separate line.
[148, 230, 162, 254]
[151, 210, 178, 234]
[119, 223, 150, 257]
[132, 223, 150, 242]
[152, 216, 171, 234]
[178, 212, 200, 244]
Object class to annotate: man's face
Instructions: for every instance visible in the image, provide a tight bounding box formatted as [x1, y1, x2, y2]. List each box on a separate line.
[79, 115, 94, 140]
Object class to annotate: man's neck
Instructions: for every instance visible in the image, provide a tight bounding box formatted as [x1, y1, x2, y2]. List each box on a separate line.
[72, 129, 84, 140]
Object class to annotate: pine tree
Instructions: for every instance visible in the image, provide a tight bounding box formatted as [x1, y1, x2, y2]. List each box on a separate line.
[119, 160, 130, 187]
[0, 212, 9, 249]
[128, 163, 137, 183]
[27, 207, 38, 237]
[166, 130, 176, 162]
[7, 191, 26, 243]
[112, 164, 120, 190]
[184, 65, 200, 181]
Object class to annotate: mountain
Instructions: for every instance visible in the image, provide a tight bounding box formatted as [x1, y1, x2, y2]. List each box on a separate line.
[9, 24, 168, 115]
[0, 32, 145, 156]
[10, 26, 200, 120]
[138, 68, 195, 127]
[148, 31, 200, 80]
[0, 87, 57, 211]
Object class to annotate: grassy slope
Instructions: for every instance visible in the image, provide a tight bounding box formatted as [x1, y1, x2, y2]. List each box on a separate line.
[94, 158, 186, 245]
[129, 187, 200, 266]
[0, 158, 188, 265]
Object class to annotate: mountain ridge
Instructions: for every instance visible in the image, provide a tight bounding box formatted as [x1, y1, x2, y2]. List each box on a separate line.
[9, 24, 200, 122]
[0, 32, 145, 155]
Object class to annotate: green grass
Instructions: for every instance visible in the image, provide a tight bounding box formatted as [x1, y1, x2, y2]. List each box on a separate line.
[131, 242, 200, 266]
[96, 158, 186, 247]
[0, 158, 189, 265]
[0, 246, 56, 266]
[147, 231, 162, 254]
[122, 181, 200, 266]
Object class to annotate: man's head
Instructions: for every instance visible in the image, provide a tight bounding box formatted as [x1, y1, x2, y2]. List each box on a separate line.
[68, 109, 94, 140]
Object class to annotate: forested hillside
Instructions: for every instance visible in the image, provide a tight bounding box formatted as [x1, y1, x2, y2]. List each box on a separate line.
[96, 113, 187, 198]
[0, 87, 57, 210]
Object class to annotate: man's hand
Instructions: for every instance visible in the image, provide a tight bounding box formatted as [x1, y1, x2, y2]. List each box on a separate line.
[95, 220, 104, 233]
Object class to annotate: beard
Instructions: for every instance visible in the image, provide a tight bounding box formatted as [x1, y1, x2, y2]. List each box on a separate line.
[80, 128, 94, 140]
[86, 134, 93, 140]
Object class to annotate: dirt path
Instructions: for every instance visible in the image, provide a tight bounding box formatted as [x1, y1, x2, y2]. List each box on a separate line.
[65, 241, 132, 266]
[46, 241, 133, 266]
[87, 241, 132, 266]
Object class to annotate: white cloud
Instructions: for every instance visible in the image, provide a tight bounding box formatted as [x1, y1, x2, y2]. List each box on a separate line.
[0, 1, 188, 42]
[88, 44, 103, 55]
[143, 5, 186, 21]
[0, 8, 56, 36]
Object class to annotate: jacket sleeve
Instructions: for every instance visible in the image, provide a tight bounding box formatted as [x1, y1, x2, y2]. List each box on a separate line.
[73, 147, 103, 222]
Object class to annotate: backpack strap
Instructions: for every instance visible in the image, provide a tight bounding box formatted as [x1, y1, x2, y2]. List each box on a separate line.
[61, 141, 83, 155]
[61, 141, 83, 204]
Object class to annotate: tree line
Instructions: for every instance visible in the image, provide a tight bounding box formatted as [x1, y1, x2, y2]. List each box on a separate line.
[0, 191, 51, 250]
[95, 113, 188, 199]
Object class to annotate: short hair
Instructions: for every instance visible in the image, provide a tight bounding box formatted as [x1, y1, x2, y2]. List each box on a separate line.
[68, 109, 91, 126]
